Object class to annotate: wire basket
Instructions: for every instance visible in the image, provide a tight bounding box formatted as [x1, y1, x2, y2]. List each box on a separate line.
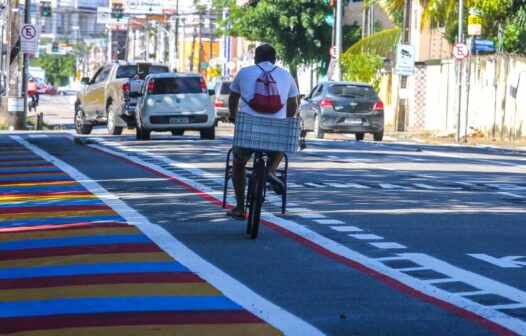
[233, 113, 301, 153]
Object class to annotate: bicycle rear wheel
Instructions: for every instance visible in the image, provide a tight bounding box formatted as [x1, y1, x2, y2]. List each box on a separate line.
[247, 156, 265, 239]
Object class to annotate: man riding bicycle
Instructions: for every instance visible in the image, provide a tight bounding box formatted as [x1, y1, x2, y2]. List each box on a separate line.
[227, 44, 299, 220]
[27, 78, 39, 111]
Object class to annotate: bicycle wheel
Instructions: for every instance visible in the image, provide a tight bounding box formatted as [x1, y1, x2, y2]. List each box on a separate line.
[247, 156, 265, 239]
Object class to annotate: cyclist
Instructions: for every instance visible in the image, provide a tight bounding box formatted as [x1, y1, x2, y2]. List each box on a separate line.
[227, 44, 299, 220]
[27, 77, 39, 111]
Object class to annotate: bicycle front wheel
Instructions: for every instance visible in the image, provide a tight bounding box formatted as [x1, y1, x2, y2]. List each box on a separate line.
[247, 156, 265, 239]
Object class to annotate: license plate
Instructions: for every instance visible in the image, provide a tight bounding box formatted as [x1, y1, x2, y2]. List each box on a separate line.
[345, 118, 362, 125]
[169, 117, 189, 124]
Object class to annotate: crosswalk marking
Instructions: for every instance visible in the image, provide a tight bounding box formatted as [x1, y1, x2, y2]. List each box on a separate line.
[369, 242, 407, 249]
[348, 233, 383, 240]
[330, 226, 362, 232]
[314, 219, 345, 225]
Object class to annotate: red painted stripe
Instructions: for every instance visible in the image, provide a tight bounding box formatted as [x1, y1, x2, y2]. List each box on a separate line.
[0, 243, 162, 261]
[0, 190, 91, 197]
[0, 179, 72, 185]
[0, 204, 111, 214]
[89, 144, 518, 336]
[0, 222, 130, 234]
[0, 158, 42, 162]
[0, 311, 262, 333]
[0, 272, 204, 290]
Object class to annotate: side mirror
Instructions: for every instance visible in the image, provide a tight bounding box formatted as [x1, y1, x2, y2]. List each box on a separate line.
[80, 77, 90, 85]
[208, 89, 215, 96]
[299, 94, 306, 100]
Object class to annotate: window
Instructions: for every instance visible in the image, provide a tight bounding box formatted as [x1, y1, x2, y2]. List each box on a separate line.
[97, 66, 111, 83]
[149, 77, 203, 95]
[116, 65, 169, 79]
[219, 82, 232, 94]
[328, 85, 376, 98]
[307, 85, 319, 99]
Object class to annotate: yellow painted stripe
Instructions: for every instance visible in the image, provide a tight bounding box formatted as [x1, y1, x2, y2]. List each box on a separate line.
[0, 283, 221, 302]
[10, 324, 282, 336]
[0, 209, 117, 221]
[0, 226, 141, 242]
[0, 252, 172, 269]
[0, 194, 97, 203]
[0, 181, 79, 187]
[0, 172, 67, 178]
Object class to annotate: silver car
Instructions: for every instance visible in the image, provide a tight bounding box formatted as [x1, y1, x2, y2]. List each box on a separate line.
[211, 80, 232, 122]
[135, 73, 216, 140]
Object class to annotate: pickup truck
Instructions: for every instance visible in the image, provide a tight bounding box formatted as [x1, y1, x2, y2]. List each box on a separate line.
[74, 61, 170, 135]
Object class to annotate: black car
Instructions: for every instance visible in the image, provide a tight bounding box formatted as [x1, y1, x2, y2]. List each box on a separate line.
[299, 81, 384, 141]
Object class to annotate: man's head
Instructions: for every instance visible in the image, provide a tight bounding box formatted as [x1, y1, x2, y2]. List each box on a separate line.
[254, 44, 276, 64]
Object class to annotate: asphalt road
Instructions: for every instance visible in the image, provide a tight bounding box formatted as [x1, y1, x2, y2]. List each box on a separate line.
[12, 96, 526, 335]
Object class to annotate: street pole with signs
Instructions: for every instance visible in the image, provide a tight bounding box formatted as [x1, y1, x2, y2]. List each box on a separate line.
[464, 9, 481, 142]
[455, 0, 464, 142]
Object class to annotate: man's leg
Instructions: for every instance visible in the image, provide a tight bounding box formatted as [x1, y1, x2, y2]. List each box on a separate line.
[267, 151, 283, 177]
[231, 161, 247, 215]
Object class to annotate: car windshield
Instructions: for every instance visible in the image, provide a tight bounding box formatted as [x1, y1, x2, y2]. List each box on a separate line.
[116, 65, 169, 79]
[150, 77, 203, 94]
[220, 82, 231, 94]
[329, 85, 376, 98]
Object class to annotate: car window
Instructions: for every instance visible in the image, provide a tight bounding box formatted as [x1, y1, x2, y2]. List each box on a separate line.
[149, 77, 203, 94]
[97, 67, 111, 83]
[313, 85, 324, 97]
[116, 65, 169, 79]
[90, 68, 104, 83]
[306, 85, 319, 99]
[328, 84, 376, 98]
[219, 82, 231, 94]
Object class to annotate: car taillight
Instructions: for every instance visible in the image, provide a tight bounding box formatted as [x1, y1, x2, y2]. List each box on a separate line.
[122, 83, 130, 92]
[373, 101, 384, 110]
[200, 78, 207, 93]
[320, 99, 334, 108]
[215, 101, 224, 107]
[147, 81, 155, 94]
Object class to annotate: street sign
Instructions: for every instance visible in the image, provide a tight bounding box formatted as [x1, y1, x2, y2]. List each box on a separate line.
[452, 42, 470, 60]
[329, 45, 337, 58]
[395, 44, 415, 76]
[467, 15, 482, 35]
[473, 38, 495, 52]
[20, 24, 39, 53]
[124, 0, 163, 14]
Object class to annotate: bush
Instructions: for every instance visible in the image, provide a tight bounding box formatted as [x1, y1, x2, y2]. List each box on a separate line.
[340, 53, 383, 92]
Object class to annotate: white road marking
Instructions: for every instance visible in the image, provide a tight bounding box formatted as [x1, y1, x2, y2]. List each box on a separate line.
[325, 183, 349, 188]
[395, 266, 429, 272]
[287, 207, 311, 212]
[499, 192, 526, 198]
[298, 213, 327, 219]
[486, 183, 526, 191]
[330, 226, 363, 232]
[67, 136, 526, 334]
[348, 233, 384, 240]
[342, 183, 371, 189]
[379, 183, 412, 190]
[304, 182, 325, 188]
[375, 256, 407, 262]
[370, 242, 407, 249]
[468, 254, 526, 268]
[489, 303, 526, 310]
[27, 134, 48, 138]
[456, 291, 490, 297]
[14, 136, 323, 336]
[390, 155, 425, 162]
[287, 183, 303, 188]
[413, 183, 462, 190]
[314, 219, 345, 225]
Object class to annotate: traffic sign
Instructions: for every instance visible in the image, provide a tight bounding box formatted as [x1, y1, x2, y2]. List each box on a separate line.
[473, 38, 495, 52]
[468, 15, 482, 36]
[395, 44, 415, 76]
[452, 42, 470, 60]
[20, 24, 39, 53]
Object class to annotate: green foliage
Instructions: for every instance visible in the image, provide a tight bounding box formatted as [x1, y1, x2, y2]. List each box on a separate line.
[30, 54, 76, 86]
[340, 52, 383, 91]
[214, 0, 333, 79]
[346, 27, 401, 56]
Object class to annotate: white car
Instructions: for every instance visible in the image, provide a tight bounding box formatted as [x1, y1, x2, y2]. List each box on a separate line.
[135, 73, 216, 140]
[57, 83, 82, 96]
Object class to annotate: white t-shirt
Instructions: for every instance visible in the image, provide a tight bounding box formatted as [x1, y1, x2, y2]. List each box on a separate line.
[230, 61, 299, 119]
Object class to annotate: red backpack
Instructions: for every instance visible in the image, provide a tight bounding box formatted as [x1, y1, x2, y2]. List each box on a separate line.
[243, 65, 284, 114]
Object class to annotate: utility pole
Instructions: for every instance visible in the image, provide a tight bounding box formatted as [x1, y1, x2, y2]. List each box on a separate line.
[455, 0, 464, 142]
[197, 12, 202, 75]
[395, 0, 412, 132]
[333, 0, 343, 81]
[21, 0, 31, 130]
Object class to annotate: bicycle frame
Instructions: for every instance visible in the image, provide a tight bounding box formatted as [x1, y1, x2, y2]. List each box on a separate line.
[245, 151, 268, 239]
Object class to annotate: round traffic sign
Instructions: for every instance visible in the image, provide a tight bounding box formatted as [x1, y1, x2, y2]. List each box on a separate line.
[452, 42, 470, 60]
[21, 24, 37, 41]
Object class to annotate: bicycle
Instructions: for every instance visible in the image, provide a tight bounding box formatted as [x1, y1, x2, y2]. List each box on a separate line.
[231, 113, 301, 239]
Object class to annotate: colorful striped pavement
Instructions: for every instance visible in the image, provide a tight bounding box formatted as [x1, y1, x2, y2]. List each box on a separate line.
[0, 138, 282, 335]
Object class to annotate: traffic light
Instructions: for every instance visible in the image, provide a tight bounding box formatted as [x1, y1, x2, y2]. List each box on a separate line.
[111, 3, 124, 20]
[40, 1, 51, 17]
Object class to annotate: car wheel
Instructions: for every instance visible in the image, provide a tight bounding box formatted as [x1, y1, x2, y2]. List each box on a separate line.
[171, 130, 184, 136]
[74, 107, 93, 135]
[355, 132, 365, 141]
[373, 130, 384, 141]
[200, 126, 215, 140]
[313, 115, 324, 139]
[107, 103, 123, 135]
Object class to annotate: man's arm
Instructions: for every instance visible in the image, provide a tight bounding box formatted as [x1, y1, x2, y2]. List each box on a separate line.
[286, 96, 298, 118]
[228, 91, 241, 122]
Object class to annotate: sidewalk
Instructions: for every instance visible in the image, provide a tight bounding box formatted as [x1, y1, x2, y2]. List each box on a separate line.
[0, 136, 281, 335]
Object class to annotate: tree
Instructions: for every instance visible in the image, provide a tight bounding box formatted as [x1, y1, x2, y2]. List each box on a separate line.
[340, 52, 383, 91]
[213, 0, 333, 81]
[30, 54, 76, 86]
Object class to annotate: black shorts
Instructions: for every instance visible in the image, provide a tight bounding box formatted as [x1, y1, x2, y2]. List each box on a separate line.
[232, 147, 279, 165]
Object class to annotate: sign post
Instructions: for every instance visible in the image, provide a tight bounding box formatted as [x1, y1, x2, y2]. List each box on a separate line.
[395, 44, 415, 76]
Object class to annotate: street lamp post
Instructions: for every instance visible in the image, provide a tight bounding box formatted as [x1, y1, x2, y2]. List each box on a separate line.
[333, 0, 343, 81]
[455, 0, 464, 142]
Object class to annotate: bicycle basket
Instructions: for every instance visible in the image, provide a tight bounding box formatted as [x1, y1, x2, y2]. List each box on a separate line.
[233, 113, 301, 153]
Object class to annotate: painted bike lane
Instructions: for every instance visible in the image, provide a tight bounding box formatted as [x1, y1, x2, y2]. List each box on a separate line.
[0, 135, 319, 335]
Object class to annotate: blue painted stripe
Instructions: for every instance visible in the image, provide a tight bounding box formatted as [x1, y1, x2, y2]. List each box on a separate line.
[0, 296, 240, 318]
[0, 234, 150, 251]
[0, 199, 104, 208]
[0, 186, 85, 194]
[0, 162, 49, 167]
[0, 175, 69, 182]
[0, 215, 125, 227]
[0, 262, 189, 280]
[0, 156, 41, 161]
[0, 167, 60, 173]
